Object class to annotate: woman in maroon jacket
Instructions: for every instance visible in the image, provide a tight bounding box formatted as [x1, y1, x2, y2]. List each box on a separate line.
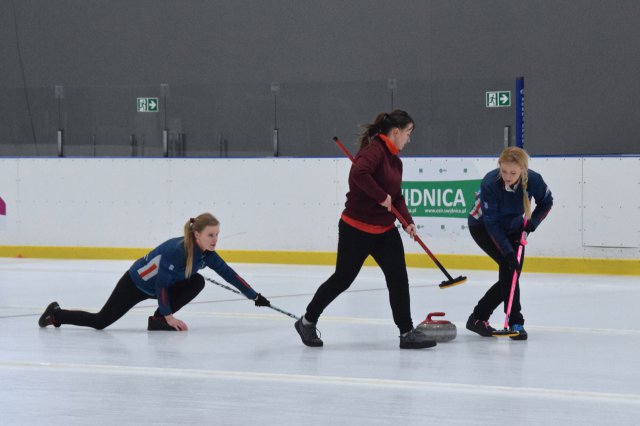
[294, 110, 436, 350]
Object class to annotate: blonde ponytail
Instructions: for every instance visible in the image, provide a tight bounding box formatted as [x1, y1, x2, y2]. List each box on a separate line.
[183, 213, 220, 278]
[499, 147, 531, 219]
[521, 170, 531, 219]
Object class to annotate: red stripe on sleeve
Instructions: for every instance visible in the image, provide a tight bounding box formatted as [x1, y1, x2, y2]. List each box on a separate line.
[139, 264, 158, 278]
[236, 275, 251, 289]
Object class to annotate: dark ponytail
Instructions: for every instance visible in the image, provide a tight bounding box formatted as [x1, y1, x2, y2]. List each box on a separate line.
[358, 110, 414, 148]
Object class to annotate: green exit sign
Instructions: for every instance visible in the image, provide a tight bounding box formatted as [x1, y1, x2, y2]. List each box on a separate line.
[486, 91, 511, 107]
[137, 97, 159, 112]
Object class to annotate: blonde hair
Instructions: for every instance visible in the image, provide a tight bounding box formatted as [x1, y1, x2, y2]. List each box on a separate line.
[498, 147, 531, 219]
[183, 213, 219, 278]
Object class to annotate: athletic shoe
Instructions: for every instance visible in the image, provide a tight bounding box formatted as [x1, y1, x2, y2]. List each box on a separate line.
[466, 314, 496, 337]
[38, 302, 61, 328]
[509, 324, 528, 340]
[294, 317, 323, 347]
[399, 328, 437, 349]
[147, 315, 177, 331]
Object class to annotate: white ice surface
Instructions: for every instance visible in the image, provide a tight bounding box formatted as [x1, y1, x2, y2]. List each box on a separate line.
[1, 258, 639, 425]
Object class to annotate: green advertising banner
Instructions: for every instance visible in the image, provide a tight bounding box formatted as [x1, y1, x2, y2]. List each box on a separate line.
[402, 179, 481, 218]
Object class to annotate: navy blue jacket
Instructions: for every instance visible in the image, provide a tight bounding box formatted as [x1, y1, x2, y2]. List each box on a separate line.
[129, 237, 258, 315]
[468, 168, 553, 255]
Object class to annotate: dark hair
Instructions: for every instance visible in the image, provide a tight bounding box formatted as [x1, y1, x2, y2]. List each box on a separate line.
[358, 110, 415, 148]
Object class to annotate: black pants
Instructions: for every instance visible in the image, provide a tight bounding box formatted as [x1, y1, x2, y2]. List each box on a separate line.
[305, 219, 413, 334]
[56, 271, 205, 329]
[469, 225, 525, 326]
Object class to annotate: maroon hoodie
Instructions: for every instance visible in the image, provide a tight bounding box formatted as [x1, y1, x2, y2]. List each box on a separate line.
[342, 135, 414, 230]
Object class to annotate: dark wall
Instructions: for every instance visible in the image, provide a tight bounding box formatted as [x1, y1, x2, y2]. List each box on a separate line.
[2, 0, 639, 156]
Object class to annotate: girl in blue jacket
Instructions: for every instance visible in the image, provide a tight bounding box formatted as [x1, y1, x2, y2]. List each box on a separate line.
[38, 213, 270, 331]
[466, 147, 553, 340]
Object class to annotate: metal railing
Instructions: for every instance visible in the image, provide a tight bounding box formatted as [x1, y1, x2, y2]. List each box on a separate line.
[0, 78, 517, 158]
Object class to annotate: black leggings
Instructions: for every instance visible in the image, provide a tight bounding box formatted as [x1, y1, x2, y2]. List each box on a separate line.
[55, 271, 205, 329]
[469, 225, 525, 326]
[305, 219, 413, 334]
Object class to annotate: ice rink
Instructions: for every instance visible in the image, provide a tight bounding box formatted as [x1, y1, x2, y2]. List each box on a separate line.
[1, 258, 639, 425]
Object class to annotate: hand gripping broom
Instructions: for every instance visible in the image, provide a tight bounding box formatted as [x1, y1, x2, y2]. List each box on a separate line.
[204, 276, 300, 320]
[493, 220, 528, 337]
[333, 136, 467, 288]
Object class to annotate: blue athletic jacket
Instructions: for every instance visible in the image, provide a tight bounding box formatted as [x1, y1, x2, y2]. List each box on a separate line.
[129, 237, 258, 315]
[468, 168, 553, 256]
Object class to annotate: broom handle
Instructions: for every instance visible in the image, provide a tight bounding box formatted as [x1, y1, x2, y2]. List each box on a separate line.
[503, 220, 528, 329]
[204, 277, 300, 320]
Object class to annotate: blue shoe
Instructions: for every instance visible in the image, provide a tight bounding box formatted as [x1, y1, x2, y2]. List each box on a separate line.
[510, 324, 528, 341]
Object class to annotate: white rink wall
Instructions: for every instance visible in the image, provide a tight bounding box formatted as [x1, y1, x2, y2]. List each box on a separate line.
[0, 156, 638, 260]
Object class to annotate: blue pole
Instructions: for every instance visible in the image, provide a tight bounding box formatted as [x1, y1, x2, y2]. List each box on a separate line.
[515, 77, 524, 148]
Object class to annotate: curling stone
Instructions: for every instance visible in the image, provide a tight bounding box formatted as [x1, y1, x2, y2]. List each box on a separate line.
[416, 312, 457, 342]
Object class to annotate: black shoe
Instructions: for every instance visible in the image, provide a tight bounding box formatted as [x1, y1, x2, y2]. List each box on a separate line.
[399, 328, 437, 349]
[147, 315, 177, 331]
[509, 324, 528, 340]
[294, 317, 323, 347]
[466, 314, 496, 337]
[38, 302, 61, 328]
